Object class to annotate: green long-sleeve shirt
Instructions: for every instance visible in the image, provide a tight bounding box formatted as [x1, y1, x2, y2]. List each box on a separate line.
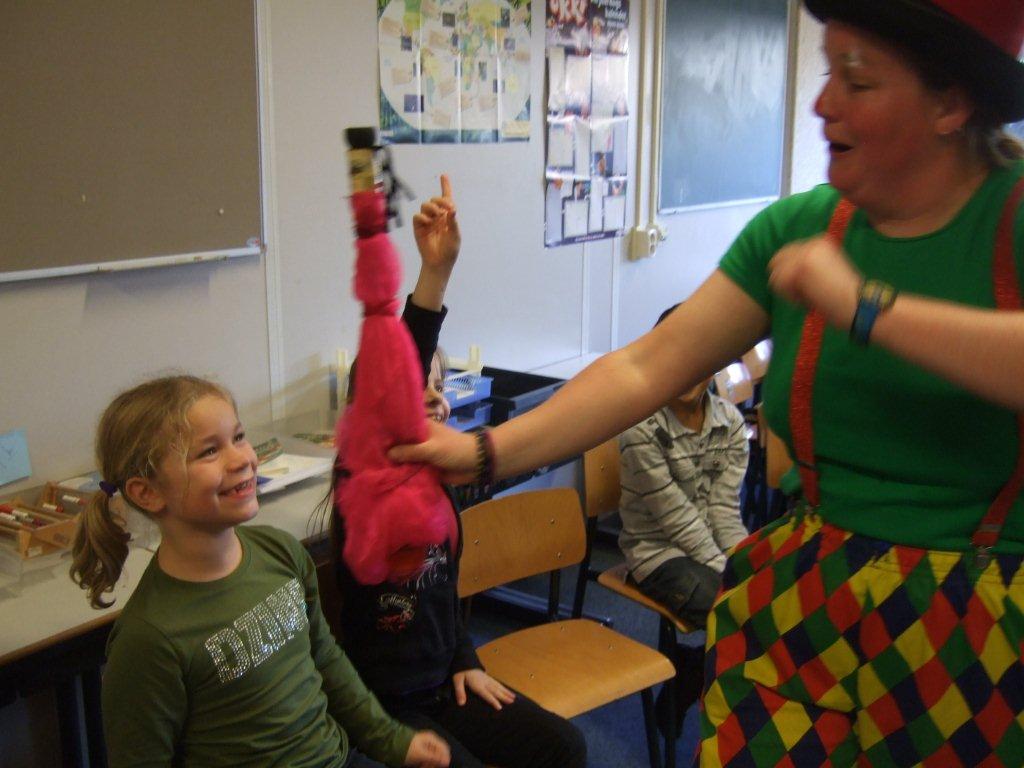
[101, 525, 413, 767]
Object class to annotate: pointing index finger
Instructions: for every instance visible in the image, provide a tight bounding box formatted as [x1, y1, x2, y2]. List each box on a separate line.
[440, 173, 453, 200]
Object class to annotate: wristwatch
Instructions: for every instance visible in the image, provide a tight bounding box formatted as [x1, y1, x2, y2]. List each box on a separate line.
[849, 279, 898, 345]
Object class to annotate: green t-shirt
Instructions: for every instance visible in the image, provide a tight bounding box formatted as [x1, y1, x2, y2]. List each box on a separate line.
[102, 525, 414, 768]
[719, 163, 1024, 554]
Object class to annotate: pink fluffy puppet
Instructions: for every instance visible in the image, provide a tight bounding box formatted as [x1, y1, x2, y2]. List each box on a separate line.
[335, 128, 456, 585]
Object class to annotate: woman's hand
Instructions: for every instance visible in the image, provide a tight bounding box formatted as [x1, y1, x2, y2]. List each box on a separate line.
[413, 174, 460, 274]
[404, 730, 451, 767]
[452, 668, 516, 710]
[388, 421, 479, 484]
[767, 235, 862, 329]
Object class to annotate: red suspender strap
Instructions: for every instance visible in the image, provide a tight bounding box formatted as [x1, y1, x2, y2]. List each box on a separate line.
[971, 177, 1024, 558]
[789, 198, 856, 507]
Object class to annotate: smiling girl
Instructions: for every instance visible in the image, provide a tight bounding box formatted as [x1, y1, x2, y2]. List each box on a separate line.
[71, 375, 449, 768]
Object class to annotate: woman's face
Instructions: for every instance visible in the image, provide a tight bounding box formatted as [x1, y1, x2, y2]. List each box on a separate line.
[814, 21, 957, 209]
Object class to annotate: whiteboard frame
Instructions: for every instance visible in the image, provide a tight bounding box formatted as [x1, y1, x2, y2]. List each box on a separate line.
[0, 245, 261, 284]
[0, 1, 264, 285]
[658, 195, 778, 216]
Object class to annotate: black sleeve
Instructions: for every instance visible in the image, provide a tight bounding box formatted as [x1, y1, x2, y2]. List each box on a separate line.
[401, 295, 448, 380]
[447, 490, 481, 673]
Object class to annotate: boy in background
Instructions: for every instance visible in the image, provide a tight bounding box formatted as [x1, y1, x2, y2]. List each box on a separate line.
[618, 304, 749, 734]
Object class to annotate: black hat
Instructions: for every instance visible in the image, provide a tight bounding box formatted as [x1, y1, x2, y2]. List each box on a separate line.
[804, 0, 1024, 122]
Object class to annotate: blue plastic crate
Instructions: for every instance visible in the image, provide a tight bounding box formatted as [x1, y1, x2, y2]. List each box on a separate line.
[443, 372, 492, 409]
[447, 402, 492, 432]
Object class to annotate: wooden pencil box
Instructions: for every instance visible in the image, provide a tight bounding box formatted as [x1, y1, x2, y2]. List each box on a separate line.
[0, 495, 80, 559]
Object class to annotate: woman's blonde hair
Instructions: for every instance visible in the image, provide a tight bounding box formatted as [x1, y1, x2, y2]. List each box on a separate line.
[964, 123, 1024, 169]
[70, 375, 234, 608]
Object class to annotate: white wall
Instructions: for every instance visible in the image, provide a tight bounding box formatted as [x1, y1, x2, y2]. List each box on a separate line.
[791, 7, 829, 194]
[0, 255, 273, 495]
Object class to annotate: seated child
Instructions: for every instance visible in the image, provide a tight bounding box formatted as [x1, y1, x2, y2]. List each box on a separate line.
[329, 176, 587, 768]
[618, 304, 750, 730]
[71, 375, 449, 768]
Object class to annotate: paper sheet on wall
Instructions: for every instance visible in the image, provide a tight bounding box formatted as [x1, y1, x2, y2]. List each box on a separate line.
[0, 429, 31, 487]
[544, 0, 630, 247]
[378, 0, 531, 143]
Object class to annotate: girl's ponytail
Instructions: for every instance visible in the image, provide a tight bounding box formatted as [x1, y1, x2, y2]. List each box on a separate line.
[70, 490, 131, 608]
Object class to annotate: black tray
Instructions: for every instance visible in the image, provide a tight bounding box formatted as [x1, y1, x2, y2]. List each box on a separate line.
[482, 366, 565, 425]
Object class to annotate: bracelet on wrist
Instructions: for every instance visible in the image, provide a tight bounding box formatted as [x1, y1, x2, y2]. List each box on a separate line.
[474, 429, 495, 485]
[849, 279, 898, 346]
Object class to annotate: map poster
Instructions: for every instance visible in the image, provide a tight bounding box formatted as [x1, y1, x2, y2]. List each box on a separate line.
[544, 0, 630, 247]
[378, 0, 532, 144]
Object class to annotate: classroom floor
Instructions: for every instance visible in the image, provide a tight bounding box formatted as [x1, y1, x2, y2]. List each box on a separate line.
[467, 523, 704, 768]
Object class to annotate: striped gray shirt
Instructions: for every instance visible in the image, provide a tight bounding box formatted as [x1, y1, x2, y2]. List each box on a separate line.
[618, 394, 749, 582]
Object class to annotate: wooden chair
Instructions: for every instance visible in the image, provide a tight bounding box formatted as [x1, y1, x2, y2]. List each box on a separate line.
[459, 488, 676, 768]
[740, 339, 772, 384]
[712, 360, 754, 406]
[571, 437, 622, 618]
[581, 440, 697, 768]
[598, 561, 698, 753]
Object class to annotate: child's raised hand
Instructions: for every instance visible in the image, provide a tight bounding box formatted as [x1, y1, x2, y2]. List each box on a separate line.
[412, 174, 460, 275]
[452, 668, 516, 710]
[404, 730, 451, 767]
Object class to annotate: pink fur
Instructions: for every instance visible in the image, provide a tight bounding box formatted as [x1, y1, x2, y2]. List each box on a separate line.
[335, 191, 457, 585]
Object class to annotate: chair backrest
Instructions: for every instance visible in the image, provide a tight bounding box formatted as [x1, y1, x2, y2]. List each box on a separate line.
[741, 339, 772, 383]
[582, 438, 621, 520]
[713, 361, 754, 405]
[458, 488, 587, 599]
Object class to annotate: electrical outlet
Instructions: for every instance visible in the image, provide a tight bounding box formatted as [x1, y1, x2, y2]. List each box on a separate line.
[627, 226, 653, 261]
[627, 224, 668, 261]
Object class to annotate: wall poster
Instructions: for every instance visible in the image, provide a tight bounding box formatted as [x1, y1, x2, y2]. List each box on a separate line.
[544, 0, 629, 247]
[378, 0, 532, 143]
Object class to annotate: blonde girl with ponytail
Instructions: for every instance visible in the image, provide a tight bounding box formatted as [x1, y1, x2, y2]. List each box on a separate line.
[70, 375, 449, 768]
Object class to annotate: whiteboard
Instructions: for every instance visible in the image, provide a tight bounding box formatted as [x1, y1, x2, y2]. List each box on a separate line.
[658, 0, 790, 212]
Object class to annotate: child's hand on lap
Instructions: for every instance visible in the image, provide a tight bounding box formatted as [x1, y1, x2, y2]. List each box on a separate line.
[452, 668, 516, 710]
[404, 730, 450, 767]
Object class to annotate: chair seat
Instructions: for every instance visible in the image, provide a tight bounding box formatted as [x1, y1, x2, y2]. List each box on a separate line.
[476, 618, 674, 719]
[598, 563, 696, 635]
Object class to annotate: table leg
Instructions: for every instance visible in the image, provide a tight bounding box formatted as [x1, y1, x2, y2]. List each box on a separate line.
[55, 676, 86, 768]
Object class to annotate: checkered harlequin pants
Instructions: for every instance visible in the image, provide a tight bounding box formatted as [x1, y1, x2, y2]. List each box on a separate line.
[698, 511, 1024, 767]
